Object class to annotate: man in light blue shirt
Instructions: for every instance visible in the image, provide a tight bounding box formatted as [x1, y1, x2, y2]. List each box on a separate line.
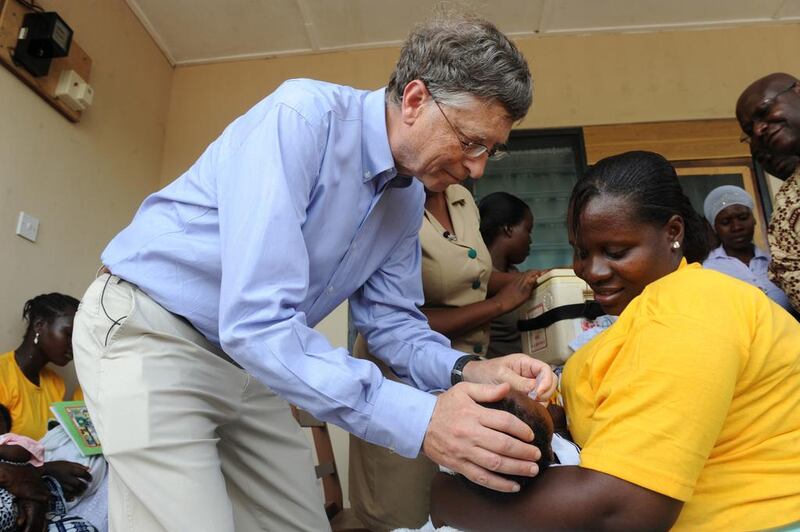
[72, 12, 555, 532]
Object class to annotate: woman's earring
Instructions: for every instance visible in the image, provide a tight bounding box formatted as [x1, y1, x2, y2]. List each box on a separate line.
[672, 241, 681, 249]
[33, 332, 39, 345]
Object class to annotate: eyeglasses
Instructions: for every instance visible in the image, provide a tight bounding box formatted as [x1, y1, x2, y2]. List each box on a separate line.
[740, 81, 798, 144]
[431, 98, 509, 161]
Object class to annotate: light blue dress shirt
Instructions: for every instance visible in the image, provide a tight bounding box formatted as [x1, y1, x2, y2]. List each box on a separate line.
[703, 245, 792, 310]
[102, 79, 462, 457]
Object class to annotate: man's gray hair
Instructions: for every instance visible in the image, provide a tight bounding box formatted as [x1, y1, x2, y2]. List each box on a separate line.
[387, 11, 532, 121]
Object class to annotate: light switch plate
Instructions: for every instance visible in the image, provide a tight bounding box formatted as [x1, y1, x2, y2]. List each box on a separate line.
[16, 211, 39, 242]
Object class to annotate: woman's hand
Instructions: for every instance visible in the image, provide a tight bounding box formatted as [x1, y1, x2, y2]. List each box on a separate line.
[492, 270, 545, 314]
[16, 499, 47, 532]
[0, 463, 49, 503]
[40, 460, 91, 500]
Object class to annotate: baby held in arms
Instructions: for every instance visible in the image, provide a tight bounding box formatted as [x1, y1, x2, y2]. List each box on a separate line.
[480, 391, 579, 487]
[397, 391, 579, 532]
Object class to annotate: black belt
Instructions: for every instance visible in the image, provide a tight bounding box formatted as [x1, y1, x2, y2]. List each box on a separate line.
[517, 301, 604, 331]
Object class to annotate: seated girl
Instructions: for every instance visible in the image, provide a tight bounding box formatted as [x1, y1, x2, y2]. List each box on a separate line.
[1, 294, 81, 440]
[430, 151, 800, 531]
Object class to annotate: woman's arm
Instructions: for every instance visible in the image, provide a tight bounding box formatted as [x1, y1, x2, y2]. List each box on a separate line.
[0, 462, 48, 502]
[0, 444, 32, 463]
[430, 466, 682, 531]
[486, 270, 520, 296]
[423, 271, 541, 339]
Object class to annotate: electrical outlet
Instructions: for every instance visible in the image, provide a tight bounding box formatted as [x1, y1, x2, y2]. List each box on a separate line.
[16, 211, 39, 242]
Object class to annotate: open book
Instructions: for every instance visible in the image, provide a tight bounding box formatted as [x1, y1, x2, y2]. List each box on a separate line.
[49, 400, 103, 456]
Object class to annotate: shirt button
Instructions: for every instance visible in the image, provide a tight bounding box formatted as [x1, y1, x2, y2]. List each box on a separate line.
[327, 286, 334, 294]
[471, 279, 481, 289]
[364, 171, 372, 179]
[467, 248, 477, 259]
[473, 344, 483, 354]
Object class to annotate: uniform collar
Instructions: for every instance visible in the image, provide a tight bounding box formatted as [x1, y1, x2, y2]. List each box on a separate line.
[444, 185, 467, 206]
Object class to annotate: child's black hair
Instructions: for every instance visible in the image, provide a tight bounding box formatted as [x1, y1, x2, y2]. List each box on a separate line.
[0, 404, 12, 433]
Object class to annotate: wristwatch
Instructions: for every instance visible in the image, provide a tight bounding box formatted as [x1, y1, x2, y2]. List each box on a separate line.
[450, 354, 481, 386]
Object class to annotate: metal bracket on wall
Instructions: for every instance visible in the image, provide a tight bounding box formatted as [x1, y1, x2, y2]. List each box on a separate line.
[0, 0, 92, 122]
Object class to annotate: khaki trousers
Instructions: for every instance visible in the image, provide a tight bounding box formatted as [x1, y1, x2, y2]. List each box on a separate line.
[72, 274, 330, 532]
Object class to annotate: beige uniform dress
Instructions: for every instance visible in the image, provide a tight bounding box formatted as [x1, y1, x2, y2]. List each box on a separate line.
[349, 184, 492, 531]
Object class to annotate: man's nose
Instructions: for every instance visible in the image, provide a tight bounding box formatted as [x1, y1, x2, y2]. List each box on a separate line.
[463, 155, 489, 180]
[753, 120, 769, 140]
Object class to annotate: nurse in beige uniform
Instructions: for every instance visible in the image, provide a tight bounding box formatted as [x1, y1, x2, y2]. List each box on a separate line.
[349, 184, 541, 531]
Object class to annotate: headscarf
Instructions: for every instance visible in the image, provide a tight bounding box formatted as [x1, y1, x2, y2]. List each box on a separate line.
[703, 185, 755, 225]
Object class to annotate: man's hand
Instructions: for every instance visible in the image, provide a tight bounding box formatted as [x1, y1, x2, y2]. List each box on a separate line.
[0, 463, 49, 502]
[16, 498, 47, 532]
[40, 461, 91, 501]
[462, 354, 556, 401]
[422, 382, 541, 493]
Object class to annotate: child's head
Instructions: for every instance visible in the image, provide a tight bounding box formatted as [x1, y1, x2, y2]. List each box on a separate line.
[0, 404, 12, 434]
[482, 390, 554, 488]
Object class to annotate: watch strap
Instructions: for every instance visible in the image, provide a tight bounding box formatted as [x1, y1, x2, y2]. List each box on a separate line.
[450, 354, 481, 386]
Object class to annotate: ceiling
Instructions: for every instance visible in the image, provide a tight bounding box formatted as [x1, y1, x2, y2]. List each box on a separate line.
[125, 0, 800, 67]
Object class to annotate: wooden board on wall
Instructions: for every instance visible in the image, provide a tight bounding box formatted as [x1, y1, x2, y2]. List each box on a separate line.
[0, 0, 91, 122]
[583, 119, 750, 164]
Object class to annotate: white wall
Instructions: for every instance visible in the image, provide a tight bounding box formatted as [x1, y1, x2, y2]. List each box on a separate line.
[0, 0, 173, 391]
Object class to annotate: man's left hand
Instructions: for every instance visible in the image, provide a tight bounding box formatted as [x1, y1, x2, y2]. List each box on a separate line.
[461, 353, 555, 401]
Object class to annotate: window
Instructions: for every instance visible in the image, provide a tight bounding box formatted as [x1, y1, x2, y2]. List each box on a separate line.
[470, 128, 587, 269]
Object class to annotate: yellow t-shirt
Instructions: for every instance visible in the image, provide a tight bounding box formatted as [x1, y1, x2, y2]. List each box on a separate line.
[563, 260, 800, 531]
[0, 351, 66, 439]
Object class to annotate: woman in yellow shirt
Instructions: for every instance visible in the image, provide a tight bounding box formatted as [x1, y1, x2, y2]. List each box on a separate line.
[0, 293, 80, 439]
[431, 151, 800, 531]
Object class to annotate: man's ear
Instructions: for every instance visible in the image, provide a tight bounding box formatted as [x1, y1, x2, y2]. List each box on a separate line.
[503, 224, 514, 238]
[400, 79, 429, 125]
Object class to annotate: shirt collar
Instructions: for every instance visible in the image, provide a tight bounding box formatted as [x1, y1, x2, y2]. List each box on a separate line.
[361, 87, 399, 188]
[709, 244, 770, 261]
[708, 245, 728, 260]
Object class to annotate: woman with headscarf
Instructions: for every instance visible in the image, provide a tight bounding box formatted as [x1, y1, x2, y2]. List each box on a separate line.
[702, 185, 791, 310]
